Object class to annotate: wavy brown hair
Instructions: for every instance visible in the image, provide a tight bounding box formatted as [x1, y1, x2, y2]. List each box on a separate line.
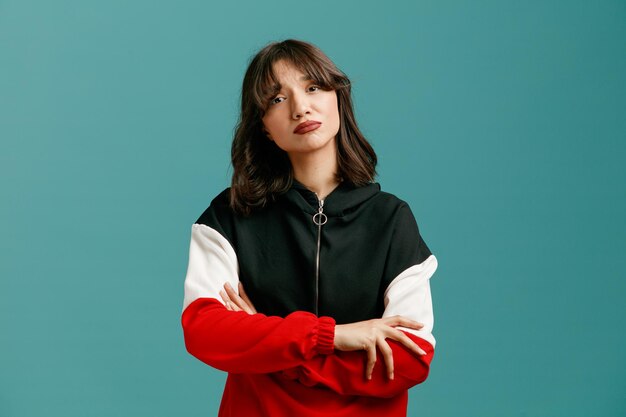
[230, 39, 377, 215]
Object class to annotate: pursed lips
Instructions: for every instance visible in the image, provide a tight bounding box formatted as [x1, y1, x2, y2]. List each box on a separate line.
[293, 120, 322, 134]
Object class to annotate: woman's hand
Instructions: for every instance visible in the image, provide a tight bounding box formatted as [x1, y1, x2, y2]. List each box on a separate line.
[334, 317, 427, 381]
[220, 282, 257, 314]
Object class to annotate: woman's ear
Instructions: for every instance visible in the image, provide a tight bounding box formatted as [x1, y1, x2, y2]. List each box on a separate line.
[263, 128, 273, 141]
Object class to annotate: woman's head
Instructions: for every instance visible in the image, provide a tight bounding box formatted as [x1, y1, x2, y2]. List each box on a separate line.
[260, 59, 341, 161]
[230, 39, 377, 215]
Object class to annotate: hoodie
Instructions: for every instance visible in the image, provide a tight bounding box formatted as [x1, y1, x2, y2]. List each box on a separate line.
[181, 179, 438, 417]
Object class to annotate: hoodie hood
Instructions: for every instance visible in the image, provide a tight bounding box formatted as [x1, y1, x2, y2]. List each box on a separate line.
[284, 179, 381, 217]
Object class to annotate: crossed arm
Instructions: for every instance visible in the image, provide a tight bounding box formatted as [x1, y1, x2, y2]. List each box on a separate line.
[182, 222, 437, 398]
[220, 256, 438, 398]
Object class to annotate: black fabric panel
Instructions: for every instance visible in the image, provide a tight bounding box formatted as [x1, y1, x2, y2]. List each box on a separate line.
[193, 183, 433, 325]
[380, 202, 433, 293]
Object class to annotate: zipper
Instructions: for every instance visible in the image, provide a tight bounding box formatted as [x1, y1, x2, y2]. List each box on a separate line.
[312, 194, 327, 316]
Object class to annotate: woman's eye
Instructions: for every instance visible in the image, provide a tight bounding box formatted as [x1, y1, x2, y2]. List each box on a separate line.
[268, 86, 319, 106]
[269, 97, 284, 105]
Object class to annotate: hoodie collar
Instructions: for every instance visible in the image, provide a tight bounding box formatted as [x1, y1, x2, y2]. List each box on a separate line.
[284, 179, 380, 217]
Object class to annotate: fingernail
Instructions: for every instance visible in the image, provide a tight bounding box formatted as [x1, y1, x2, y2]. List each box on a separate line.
[390, 373, 394, 380]
[418, 348, 427, 355]
[225, 282, 232, 289]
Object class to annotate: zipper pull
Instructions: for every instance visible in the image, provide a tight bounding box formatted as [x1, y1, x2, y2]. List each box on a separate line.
[313, 198, 327, 226]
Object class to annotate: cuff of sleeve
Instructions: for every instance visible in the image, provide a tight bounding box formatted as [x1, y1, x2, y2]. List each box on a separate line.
[315, 316, 336, 355]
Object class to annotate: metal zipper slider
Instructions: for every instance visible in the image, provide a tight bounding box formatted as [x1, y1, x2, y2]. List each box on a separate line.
[313, 197, 327, 226]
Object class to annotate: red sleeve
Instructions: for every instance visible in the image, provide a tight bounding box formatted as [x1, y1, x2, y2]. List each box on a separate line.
[182, 298, 335, 373]
[181, 221, 336, 374]
[279, 332, 433, 398]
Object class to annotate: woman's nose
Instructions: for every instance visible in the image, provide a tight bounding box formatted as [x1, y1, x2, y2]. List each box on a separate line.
[291, 92, 311, 119]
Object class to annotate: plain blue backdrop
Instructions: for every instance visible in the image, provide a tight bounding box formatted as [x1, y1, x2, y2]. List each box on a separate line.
[1, 1, 624, 416]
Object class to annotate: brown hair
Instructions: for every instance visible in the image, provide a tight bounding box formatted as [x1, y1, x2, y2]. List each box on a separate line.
[230, 39, 377, 215]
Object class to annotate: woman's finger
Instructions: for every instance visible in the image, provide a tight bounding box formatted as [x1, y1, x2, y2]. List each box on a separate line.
[387, 327, 427, 356]
[224, 282, 253, 314]
[238, 283, 257, 314]
[384, 315, 424, 330]
[223, 283, 243, 309]
[219, 290, 233, 311]
[377, 336, 395, 380]
[365, 344, 377, 380]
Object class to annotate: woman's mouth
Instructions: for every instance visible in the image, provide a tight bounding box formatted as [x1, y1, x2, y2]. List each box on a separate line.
[293, 121, 322, 134]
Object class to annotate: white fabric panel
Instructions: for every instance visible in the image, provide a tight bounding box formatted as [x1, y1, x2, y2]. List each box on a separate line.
[382, 255, 438, 348]
[182, 223, 240, 311]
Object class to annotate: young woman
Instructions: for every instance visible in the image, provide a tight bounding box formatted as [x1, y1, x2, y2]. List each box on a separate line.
[181, 39, 438, 417]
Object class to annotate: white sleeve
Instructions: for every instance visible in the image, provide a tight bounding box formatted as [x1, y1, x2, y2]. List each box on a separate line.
[182, 223, 240, 312]
[382, 254, 438, 348]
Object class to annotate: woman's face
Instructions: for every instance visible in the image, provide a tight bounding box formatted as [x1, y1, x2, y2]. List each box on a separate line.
[261, 60, 340, 159]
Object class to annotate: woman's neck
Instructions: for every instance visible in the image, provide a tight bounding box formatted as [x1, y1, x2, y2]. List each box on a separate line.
[289, 146, 340, 200]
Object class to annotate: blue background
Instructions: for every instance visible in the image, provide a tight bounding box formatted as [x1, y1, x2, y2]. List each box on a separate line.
[1, 1, 624, 416]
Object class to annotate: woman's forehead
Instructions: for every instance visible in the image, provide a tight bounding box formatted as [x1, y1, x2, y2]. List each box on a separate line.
[273, 62, 313, 84]
[261, 60, 315, 94]
[269, 60, 313, 84]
